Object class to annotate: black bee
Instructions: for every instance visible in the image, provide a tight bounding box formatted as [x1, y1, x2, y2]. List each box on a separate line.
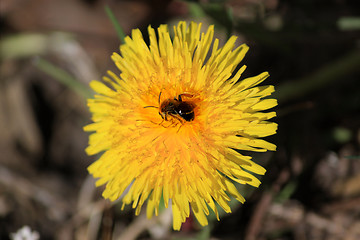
[160, 93, 195, 122]
[144, 92, 196, 124]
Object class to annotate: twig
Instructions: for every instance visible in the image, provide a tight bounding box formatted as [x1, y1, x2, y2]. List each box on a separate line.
[245, 168, 290, 240]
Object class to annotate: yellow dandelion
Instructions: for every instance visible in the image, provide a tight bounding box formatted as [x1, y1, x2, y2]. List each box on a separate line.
[84, 21, 277, 230]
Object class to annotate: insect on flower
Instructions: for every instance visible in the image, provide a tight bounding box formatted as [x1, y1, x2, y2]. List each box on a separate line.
[84, 21, 278, 231]
[145, 92, 196, 126]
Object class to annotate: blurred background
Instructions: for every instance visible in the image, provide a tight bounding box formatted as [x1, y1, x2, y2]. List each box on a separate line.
[1, 0, 359, 239]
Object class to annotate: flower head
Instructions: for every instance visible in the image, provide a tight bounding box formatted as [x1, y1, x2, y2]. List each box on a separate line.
[85, 21, 277, 230]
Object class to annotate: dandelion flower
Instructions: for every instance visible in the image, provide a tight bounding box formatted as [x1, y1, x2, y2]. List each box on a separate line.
[85, 21, 277, 230]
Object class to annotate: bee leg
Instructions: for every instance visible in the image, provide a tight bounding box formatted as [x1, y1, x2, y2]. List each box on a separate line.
[168, 114, 185, 126]
[176, 124, 183, 133]
[169, 115, 184, 133]
[156, 112, 166, 126]
[161, 119, 174, 128]
[159, 112, 165, 119]
[143, 105, 158, 109]
[178, 93, 194, 102]
[158, 91, 162, 105]
[158, 119, 165, 126]
[159, 112, 174, 128]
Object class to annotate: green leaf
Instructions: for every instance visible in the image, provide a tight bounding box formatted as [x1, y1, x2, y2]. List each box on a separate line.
[337, 17, 360, 31]
[274, 51, 360, 102]
[188, 2, 206, 18]
[0, 34, 48, 59]
[34, 57, 92, 99]
[201, 3, 234, 38]
[105, 5, 126, 43]
[275, 181, 297, 203]
[196, 225, 211, 240]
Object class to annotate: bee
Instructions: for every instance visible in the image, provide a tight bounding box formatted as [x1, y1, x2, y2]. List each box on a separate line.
[160, 93, 195, 122]
[144, 92, 196, 125]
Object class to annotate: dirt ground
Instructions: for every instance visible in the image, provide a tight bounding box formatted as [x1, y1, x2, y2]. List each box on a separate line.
[1, 0, 359, 239]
